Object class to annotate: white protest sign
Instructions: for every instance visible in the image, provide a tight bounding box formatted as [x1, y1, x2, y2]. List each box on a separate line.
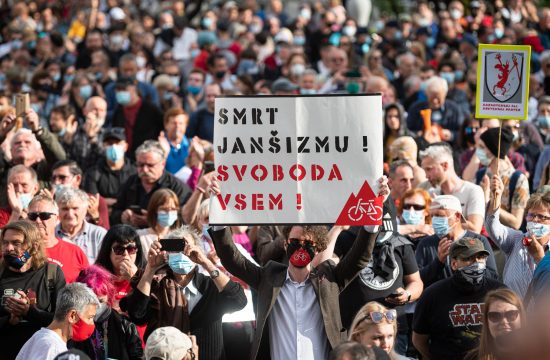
[475, 44, 531, 120]
[209, 95, 384, 225]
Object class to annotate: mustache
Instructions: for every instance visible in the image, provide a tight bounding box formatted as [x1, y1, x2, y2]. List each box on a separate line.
[138, 170, 155, 178]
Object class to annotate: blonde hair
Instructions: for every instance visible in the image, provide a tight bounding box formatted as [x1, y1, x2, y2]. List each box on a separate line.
[349, 301, 397, 342]
[0, 220, 48, 270]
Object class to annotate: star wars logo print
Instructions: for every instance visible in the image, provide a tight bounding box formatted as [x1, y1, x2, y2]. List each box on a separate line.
[449, 303, 484, 327]
[359, 259, 399, 290]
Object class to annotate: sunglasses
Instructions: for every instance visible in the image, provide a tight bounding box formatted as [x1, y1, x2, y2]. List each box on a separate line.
[28, 212, 56, 221]
[403, 204, 425, 211]
[487, 310, 520, 323]
[112, 244, 138, 256]
[288, 238, 316, 248]
[361, 310, 397, 324]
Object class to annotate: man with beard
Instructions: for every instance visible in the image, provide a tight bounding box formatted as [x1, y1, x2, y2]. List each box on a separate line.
[0, 109, 66, 207]
[111, 140, 191, 227]
[413, 238, 506, 360]
[209, 176, 388, 360]
[418, 143, 485, 233]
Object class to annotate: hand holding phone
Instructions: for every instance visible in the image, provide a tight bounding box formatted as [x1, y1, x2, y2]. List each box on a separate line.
[129, 205, 143, 214]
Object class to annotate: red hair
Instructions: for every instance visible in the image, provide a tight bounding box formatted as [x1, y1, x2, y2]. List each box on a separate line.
[76, 265, 117, 306]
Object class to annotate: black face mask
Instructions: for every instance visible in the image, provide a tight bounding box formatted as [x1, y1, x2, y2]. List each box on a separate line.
[468, 82, 476, 92]
[215, 71, 226, 79]
[286, 239, 316, 267]
[4, 251, 31, 270]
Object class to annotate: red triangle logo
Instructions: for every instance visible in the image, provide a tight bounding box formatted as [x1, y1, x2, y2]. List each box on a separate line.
[335, 181, 383, 226]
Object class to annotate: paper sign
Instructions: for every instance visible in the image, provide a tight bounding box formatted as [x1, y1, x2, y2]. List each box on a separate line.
[209, 94, 383, 225]
[475, 44, 531, 120]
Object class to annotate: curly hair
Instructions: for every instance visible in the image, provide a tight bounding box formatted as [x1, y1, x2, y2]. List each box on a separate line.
[0, 220, 48, 270]
[282, 225, 330, 252]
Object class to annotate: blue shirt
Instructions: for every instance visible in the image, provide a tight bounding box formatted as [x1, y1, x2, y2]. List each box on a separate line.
[165, 136, 190, 174]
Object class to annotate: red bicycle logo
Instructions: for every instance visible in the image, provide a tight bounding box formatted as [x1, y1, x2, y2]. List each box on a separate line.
[347, 198, 382, 222]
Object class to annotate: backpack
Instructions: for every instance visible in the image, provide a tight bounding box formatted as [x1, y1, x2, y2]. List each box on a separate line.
[475, 168, 523, 210]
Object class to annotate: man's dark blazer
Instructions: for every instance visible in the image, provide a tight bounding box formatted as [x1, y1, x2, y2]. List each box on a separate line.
[210, 226, 377, 360]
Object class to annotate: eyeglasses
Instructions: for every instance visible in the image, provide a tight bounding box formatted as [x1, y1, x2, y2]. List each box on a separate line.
[487, 310, 520, 323]
[112, 244, 138, 256]
[526, 213, 550, 222]
[403, 204, 426, 211]
[288, 238, 316, 249]
[51, 174, 72, 182]
[360, 310, 397, 324]
[28, 212, 56, 221]
[187, 349, 196, 360]
[136, 161, 162, 169]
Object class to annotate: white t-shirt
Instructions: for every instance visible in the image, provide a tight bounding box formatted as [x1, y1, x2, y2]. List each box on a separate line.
[16, 328, 67, 360]
[452, 181, 486, 219]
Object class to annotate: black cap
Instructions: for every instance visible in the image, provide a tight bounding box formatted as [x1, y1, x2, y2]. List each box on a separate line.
[103, 127, 126, 141]
[54, 349, 91, 360]
[480, 127, 514, 159]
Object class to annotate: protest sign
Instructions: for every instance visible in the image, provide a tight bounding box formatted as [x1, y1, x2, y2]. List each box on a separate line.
[209, 94, 384, 225]
[475, 44, 531, 120]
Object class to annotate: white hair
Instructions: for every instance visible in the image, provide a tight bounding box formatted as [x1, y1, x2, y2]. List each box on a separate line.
[426, 76, 448, 96]
[55, 187, 89, 207]
[166, 225, 201, 247]
[54, 283, 99, 321]
[10, 128, 39, 148]
[396, 52, 416, 67]
[419, 144, 454, 165]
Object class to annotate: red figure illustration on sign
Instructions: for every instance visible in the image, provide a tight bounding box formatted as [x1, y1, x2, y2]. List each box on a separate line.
[492, 53, 519, 96]
[336, 180, 383, 226]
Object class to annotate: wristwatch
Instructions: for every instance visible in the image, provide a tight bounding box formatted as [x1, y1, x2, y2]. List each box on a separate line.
[210, 269, 220, 279]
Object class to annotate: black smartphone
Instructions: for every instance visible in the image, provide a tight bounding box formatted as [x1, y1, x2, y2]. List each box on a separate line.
[387, 291, 402, 299]
[129, 205, 143, 214]
[204, 161, 215, 174]
[159, 238, 187, 252]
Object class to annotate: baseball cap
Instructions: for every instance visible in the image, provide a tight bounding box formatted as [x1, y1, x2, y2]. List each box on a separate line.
[450, 237, 490, 259]
[103, 127, 126, 142]
[145, 326, 193, 360]
[54, 349, 91, 360]
[430, 195, 466, 220]
[271, 78, 299, 93]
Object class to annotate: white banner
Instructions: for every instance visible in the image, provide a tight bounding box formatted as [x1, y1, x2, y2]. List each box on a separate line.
[209, 95, 384, 225]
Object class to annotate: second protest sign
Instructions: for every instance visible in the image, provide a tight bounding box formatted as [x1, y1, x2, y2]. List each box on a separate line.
[209, 94, 383, 225]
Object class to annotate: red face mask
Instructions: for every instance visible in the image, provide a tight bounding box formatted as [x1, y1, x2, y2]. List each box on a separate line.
[71, 315, 96, 341]
[289, 248, 313, 267]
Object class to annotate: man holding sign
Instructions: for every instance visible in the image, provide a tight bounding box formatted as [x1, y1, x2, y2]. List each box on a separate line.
[208, 176, 387, 360]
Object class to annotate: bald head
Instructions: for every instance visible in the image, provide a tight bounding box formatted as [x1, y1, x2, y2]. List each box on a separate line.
[83, 96, 107, 123]
[365, 76, 389, 93]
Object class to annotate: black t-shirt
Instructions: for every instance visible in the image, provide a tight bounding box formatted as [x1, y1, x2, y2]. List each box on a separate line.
[0, 264, 66, 359]
[338, 229, 419, 329]
[413, 276, 505, 360]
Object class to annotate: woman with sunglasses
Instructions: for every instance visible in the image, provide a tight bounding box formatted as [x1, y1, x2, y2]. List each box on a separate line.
[70, 265, 143, 359]
[94, 225, 147, 313]
[137, 188, 182, 255]
[349, 301, 409, 359]
[471, 288, 525, 360]
[397, 188, 433, 241]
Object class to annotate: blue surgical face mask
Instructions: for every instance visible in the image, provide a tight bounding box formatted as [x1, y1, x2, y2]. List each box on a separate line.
[79, 85, 93, 100]
[440, 72, 455, 85]
[54, 184, 68, 193]
[342, 26, 356, 37]
[454, 70, 464, 82]
[52, 73, 61, 82]
[476, 147, 491, 166]
[19, 193, 33, 210]
[202, 17, 212, 28]
[402, 209, 424, 225]
[537, 116, 550, 129]
[157, 210, 178, 228]
[57, 128, 66, 137]
[105, 144, 124, 163]
[300, 88, 316, 95]
[426, 37, 436, 49]
[187, 85, 202, 96]
[191, 48, 200, 59]
[494, 28, 504, 39]
[163, 91, 173, 101]
[116, 91, 131, 105]
[527, 222, 550, 239]
[202, 225, 211, 240]
[294, 36, 305, 46]
[432, 216, 451, 237]
[64, 74, 75, 83]
[168, 253, 195, 274]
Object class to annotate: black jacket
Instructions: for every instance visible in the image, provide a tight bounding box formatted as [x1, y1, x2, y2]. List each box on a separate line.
[111, 100, 164, 159]
[83, 157, 137, 199]
[111, 171, 192, 225]
[122, 268, 247, 360]
[70, 308, 143, 360]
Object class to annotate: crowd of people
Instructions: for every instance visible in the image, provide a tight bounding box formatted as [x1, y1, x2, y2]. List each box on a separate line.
[1, 0, 550, 359]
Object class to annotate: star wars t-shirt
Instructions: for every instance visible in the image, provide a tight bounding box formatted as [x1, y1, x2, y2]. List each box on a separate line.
[413, 276, 505, 360]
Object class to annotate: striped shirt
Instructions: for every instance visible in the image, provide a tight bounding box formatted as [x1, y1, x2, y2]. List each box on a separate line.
[485, 209, 537, 297]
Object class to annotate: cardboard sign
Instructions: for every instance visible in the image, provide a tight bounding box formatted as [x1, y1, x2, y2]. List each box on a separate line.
[475, 44, 531, 120]
[209, 94, 383, 225]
